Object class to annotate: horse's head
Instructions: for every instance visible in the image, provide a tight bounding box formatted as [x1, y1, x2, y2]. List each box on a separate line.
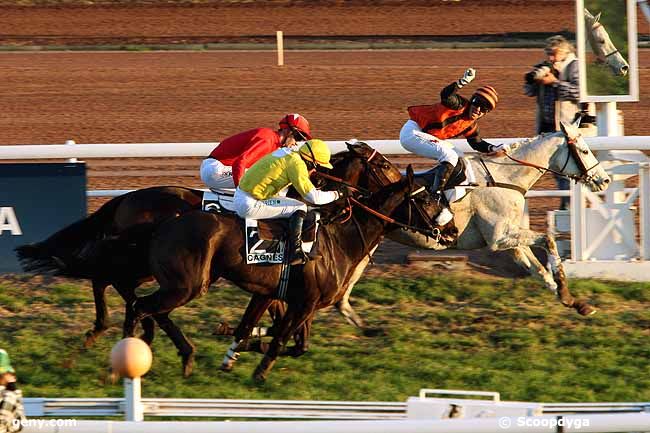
[326, 140, 402, 192]
[552, 120, 610, 192]
[585, 8, 629, 76]
[361, 165, 443, 239]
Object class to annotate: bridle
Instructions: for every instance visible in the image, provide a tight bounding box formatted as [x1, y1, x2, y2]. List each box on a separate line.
[313, 147, 439, 259]
[591, 22, 621, 60]
[501, 134, 601, 184]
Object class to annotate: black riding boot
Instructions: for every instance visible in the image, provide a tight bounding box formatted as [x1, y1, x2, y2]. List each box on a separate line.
[427, 161, 455, 226]
[428, 161, 455, 194]
[288, 210, 309, 266]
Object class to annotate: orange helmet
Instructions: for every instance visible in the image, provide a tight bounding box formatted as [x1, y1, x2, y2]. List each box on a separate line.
[471, 86, 499, 111]
[279, 113, 312, 140]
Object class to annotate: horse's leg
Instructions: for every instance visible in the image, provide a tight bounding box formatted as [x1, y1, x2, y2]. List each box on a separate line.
[528, 232, 596, 316]
[84, 280, 111, 348]
[334, 246, 377, 334]
[126, 283, 200, 338]
[153, 313, 196, 377]
[113, 282, 156, 345]
[253, 304, 316, 382]
[213, 299, 282, 338]
[220, 294, 273, 372]
[493, 229, 596, 316]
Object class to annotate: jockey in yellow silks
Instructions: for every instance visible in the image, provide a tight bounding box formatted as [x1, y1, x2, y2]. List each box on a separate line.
[400, 68, 502, 226]
[233, 139, 340, 265]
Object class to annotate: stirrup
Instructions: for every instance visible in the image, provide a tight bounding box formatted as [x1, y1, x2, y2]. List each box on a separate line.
[289, 250, 309, 266]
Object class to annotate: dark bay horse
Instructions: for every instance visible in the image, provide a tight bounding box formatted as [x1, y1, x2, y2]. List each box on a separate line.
[15, 142, 440, 352]
[15, 186, 203, 346]
[126, 164, 438, 381]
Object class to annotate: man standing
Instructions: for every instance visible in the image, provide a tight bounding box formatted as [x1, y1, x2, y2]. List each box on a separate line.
[524, 35, 581, 210]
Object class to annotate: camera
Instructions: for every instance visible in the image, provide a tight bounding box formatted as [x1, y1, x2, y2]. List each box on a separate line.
[525, 61, 555, 84]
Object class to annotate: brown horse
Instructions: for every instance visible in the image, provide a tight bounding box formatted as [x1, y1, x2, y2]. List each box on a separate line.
[125, 163, 439, 380]
[15, 186, 204, 347]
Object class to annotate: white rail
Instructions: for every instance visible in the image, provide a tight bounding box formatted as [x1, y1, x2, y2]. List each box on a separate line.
[21, 413, 650, 433]
[1, 136, 650, 160]
[24, 396, 650, 419]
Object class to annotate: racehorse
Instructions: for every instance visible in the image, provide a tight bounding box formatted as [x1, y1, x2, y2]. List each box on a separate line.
[389, 121, 610, 316]
[15, 142, 428, 350]
[124, 163, 438, 380]
[585, 8, 629, 76]
[15, 186, 203, 347]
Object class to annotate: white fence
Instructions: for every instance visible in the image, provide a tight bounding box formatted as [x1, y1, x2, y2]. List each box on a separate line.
[21, 387, 650, 433]
[2, 136, 650, 159]
[2, 136, 650, 278]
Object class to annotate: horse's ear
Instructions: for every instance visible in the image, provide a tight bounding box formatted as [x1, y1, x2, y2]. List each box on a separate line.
[584, 8, 594, 20]
[594, 11, 601, 23]
[406, 164, 415, 187]
[560, 121, 579, 140]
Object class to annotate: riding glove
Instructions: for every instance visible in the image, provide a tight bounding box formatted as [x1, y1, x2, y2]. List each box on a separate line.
[457, 68, 476, 87]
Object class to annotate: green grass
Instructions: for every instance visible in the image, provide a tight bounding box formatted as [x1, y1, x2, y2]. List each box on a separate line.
[1, 271, 649, 404]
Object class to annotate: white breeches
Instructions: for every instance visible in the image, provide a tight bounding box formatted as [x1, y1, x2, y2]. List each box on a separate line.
[399, 120, 460, 166]
[200, 158, 235, 190]
[233, 189, 307, 219]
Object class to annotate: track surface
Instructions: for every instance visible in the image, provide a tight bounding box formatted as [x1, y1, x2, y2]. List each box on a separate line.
[0, 1, 647, 261]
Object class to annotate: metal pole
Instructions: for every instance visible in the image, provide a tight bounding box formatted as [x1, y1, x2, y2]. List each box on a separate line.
[124, 377, 143, 422]
[276, 31, 284, 66]
[640, 162, 650, 260]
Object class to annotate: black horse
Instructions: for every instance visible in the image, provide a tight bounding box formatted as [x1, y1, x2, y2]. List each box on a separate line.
[15, 186, 203, 346]
[125, 154, 441, 380]
[16, 142, 450, 352]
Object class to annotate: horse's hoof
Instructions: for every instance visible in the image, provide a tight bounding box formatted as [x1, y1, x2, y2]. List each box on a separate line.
[252, 368, 268, 383]
[252, 356, 276, 383]
[182, 354, 195, 378]
[83, 333, 97, 348]
[362, 327, 387, 337]
[575, 301, 597, 316]
[213, 322, 233, 336]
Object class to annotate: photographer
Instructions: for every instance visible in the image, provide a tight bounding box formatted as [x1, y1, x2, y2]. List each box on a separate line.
[0, 350, 25, 433]
[524, 35, 581, 210]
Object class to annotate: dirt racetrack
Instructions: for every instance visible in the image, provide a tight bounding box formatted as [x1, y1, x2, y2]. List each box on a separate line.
[1, 1, 648, 263]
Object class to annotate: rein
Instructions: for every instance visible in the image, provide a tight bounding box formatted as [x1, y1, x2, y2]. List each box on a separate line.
[499, 136, 600, 183]
[348, 188, 435, 235]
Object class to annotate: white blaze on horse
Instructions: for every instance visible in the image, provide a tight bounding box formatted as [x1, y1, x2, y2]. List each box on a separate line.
[585, 8, 629, 76]
[390, 120, 610, 316]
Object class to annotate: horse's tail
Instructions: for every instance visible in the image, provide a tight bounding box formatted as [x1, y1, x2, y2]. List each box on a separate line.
[14, 194, 128, 277]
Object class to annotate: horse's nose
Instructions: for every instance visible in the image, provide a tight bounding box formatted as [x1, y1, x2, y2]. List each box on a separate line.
[620, 65, 629, 76]
[603, 178, 610, 184]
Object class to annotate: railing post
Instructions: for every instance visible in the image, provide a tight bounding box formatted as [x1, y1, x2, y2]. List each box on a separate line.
[124, 377, 144, 421]
[640, 162, 650, 260]
[570, 181, 586, 261]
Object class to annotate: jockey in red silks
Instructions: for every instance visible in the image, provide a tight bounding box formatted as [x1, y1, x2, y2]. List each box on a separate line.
[200, 113, 312, 190]
[400, 68, 502, 226]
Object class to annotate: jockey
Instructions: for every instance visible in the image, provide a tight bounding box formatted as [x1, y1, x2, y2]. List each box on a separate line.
[400, 68, 501, 225]
[200, 113, 312, 190]
[233, 139, 341, 266]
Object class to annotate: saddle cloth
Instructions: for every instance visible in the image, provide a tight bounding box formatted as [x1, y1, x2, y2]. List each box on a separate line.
[245, 212, 319, 265]
[202, 189, 236, 213]
[203, 190, 319, 265]
[415, 157, 477, 203]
